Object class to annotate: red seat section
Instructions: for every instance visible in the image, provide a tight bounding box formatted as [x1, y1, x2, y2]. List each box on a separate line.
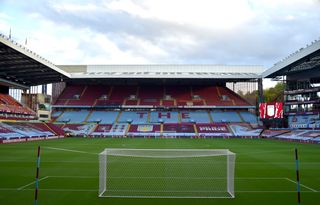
[53, 85, 251, 107]
[0, 94, 35, 119]
[196, 123, 231, 137]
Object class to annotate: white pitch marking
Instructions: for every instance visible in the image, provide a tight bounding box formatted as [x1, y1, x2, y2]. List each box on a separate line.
[17, 176, 49, 190]
[47, 176, 288, 180]
[0, 188, 315, 193]
[44, 146, 98, 155]
[285, 178, 318, 192]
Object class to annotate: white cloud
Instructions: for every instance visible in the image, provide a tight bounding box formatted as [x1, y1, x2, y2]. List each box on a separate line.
[1, 0, 320, 68]
[108, 0, 255, 30]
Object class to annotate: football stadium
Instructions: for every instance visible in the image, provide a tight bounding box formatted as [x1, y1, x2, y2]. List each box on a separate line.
[0, 30, 320, 205]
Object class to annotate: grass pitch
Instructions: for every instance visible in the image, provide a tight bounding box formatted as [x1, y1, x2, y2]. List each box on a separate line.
[0, 138, 319, 205]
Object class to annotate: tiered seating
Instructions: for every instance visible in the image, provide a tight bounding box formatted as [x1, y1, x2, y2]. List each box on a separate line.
[0, 122, 56, 139]
[91, 124, 113, 136]
[87, 111, 119, 124]
[108, 86, 137, 105]
[0, 94, 35, 117]
[68, 86, 110, 106]
[90, 123, 129, 136]
[109, 123, 128, 136]
[45, 123, 65, 136]
[268, 129, 320, 142]
[196, 123, 231, 137]
[229, 123, 262, 136]
[59, 85, 85, 99]
[166, 86, 191, 106]
[239, 112, 258, 124]
[180, 111, 211, 123]
[128, 124, 161, 137]
[211, 111, 242, 122]
[118, 111, 148, 124]
[217, 87, 250, 106]
[163, 123, 195, 137]
[54, 85, 252, 107]
[150, 111, 179, 123]
[63, 124, 96, 135]
[192, 86, 220, 105]
[288, 114, 320, 129]
[139, 86, 163, 106]
[56, 110, 89, 123]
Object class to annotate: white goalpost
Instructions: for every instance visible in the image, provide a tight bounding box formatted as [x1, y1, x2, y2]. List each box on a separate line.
[99, 149, 236, 198]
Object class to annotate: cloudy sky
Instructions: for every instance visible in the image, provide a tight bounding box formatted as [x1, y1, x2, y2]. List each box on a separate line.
[1, 0, 320, 69]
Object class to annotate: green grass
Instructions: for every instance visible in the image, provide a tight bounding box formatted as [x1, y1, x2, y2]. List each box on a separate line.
[0, 138, 319, 205]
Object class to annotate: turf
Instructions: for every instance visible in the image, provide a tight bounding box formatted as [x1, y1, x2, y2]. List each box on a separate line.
[0, 138, 319, 205]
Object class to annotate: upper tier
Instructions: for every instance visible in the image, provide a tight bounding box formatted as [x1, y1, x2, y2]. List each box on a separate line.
[0, 94, 35, 119]
[54, 85, 251, 108]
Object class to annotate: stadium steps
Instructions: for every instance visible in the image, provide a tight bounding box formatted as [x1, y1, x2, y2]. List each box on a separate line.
[80, 86, 87, 98]
[125, 123, 131, 136]
[52, 111, 64, 123]
[108, 86, 114, 99]
[237, 112, 245, 122]
[84, 110, 93, 122]
[89, 123, 99, 135]
[226, 124, 235, 136]
[147, 112, 151, 123]
[160, 123, 164, 135]
[202, 99, 207, 105]
[178, 112, 182, 123]
[190, 86, 194, 97]
[193, 123, 198, 136]
[208, 111, 214, 123]
[93, 99, 98, 106]
[43, 123, 60, 136]
[115, 111, 122, 123]
[216, 86, 221, 97]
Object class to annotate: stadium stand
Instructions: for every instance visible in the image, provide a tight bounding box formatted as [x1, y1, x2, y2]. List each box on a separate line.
[86, 111, 119, 124]
[180, 111, 211, 123]
[239, 111, 258, 124]
[0, 94, 35, 119]
[196, 123, 231, 137]
[229, 123, 262, 137]
[91, 124, 113, 136]
[62, 124, 96, 136]
[118, 111, 148, 124]
[210, 111, 242, 123]
[128, 124, 161, 137]
[53, 85, 253, 107]
[56, 110, 90, 123]
[163, 123, 195, 137]
[0, 122, 64, 140]
[150, 111, 179, 123]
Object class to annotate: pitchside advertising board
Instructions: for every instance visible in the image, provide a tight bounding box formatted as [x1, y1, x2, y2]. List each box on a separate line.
[259, 102, 283, 119]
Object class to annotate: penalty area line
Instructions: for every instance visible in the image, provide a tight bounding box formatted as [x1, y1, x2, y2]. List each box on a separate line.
[17, 176, 49, 191]
[285, 178, 318, 192]
[44, 146, 98, 155]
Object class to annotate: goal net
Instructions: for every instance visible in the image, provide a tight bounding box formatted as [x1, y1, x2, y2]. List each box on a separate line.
[99, 149, 235, 198]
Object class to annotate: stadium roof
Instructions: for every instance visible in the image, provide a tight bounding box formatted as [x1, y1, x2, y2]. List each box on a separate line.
[262, 38, 320, 79]
[0, 34, 70, 88]
[59, 64, 263, 80]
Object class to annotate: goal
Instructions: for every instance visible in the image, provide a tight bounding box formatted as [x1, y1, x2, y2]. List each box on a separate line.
[99, 149, 236, 198]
